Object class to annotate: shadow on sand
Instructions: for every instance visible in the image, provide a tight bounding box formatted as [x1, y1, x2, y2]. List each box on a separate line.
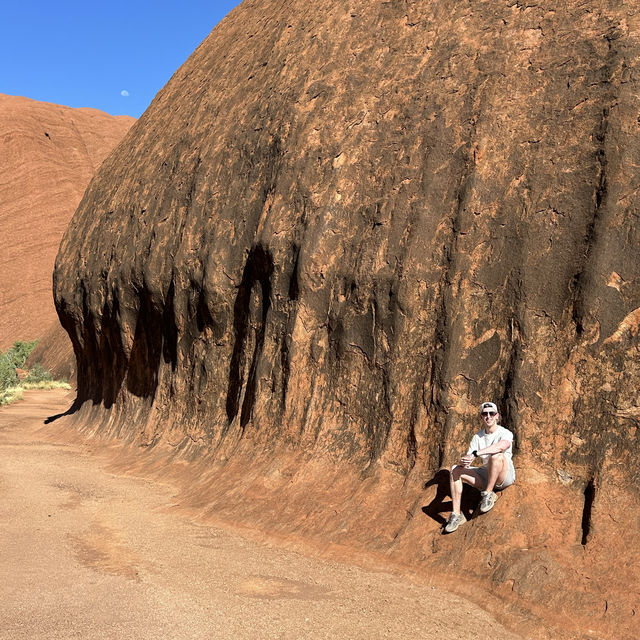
[44, 399, 80, 424]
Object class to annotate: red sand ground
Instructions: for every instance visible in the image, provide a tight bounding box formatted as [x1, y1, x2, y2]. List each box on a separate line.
[0, 389, 524, 639]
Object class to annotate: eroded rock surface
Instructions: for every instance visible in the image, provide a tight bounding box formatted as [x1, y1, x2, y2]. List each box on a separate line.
[0, 94, 134, 349]
[54, 2, 640, 637]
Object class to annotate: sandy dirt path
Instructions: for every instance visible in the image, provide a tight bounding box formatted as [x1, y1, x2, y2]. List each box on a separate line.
[0, 390, 522, 640]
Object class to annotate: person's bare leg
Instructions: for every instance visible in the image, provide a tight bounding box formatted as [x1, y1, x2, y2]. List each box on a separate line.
[485, 453, 507, 493]
[450, 466, 464, 514]
[450, 466, 484, 513]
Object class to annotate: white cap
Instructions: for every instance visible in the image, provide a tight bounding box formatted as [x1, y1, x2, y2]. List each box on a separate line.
[480, 402, 498, 413]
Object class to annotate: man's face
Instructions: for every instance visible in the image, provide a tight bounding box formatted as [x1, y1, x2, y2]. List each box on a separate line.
[481, 410, 498, 429]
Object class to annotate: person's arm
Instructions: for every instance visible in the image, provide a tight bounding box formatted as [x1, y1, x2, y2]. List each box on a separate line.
[460, 435, 479, 466]
[477, 439, 510, 456]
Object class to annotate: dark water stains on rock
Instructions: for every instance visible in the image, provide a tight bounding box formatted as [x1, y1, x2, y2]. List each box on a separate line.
[53, 1, 640, 637]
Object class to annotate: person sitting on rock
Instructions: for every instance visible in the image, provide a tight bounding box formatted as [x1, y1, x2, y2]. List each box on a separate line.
[444, 401, 516, 534]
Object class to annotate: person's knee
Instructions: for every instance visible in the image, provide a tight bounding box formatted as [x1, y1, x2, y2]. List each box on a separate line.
[489, 452, 505, 465]
[450, 464, 462, 479]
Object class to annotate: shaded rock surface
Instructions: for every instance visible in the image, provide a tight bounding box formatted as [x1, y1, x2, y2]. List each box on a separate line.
[0, 93, 134, 350]
[54, 1, 640, 637]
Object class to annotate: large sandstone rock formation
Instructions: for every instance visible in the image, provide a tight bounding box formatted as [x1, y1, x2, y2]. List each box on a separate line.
[54, 1, 640, 637]
[0, 94, 134, 350]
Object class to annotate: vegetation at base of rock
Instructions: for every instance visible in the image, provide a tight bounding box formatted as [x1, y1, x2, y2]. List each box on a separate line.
[0, 340, 70, 406]
[20, 380, 70, 390]
[0, 354, 17, 390]
[23, 362, 53, 383]
[0, 339, 39, 387]
[5, 339, 38, 367]
[0, 387, 23, 406]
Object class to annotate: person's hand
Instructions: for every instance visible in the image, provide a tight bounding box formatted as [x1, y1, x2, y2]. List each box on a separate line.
[460, 453, 474, 468]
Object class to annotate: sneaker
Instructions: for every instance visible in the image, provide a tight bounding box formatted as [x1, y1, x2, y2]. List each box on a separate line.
[444, 512, 467, 533]
[479, 490, 498, 513]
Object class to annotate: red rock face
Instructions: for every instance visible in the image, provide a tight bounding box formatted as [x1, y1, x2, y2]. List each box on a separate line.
[54, 1, 639, 637]
[0, 93, 134, 350]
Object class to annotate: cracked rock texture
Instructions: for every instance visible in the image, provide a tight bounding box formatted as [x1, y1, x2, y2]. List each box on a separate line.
[0, 93, 134, 350]
[54, 1, 640, 637]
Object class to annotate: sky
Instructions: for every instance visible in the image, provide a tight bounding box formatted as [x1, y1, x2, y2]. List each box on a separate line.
[1, 1, 242, 118]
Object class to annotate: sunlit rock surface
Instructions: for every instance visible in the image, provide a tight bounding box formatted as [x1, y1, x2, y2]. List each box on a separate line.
[54, 2, 640, 637]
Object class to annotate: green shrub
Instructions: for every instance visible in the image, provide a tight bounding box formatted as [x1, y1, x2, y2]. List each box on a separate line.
[0, 341, 68, 407]
[5, 340, 38, 369]
[0, 351, 18, 391]
[24, 363, 53, 383]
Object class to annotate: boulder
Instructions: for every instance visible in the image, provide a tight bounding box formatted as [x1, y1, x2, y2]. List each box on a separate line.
[54, 1, 640, 636]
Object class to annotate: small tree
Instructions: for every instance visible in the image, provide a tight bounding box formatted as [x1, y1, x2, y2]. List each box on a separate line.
[5, 340, 38, 369]
[0, 351, 18, 390]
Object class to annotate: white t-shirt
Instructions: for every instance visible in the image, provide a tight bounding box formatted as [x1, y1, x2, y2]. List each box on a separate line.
[467, 425, 515, 475]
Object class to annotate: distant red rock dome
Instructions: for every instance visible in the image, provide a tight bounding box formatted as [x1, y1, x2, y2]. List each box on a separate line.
[0, 93, 135, 351]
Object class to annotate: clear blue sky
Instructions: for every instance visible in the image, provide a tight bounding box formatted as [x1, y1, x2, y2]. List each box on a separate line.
[1, 1, 241, 118]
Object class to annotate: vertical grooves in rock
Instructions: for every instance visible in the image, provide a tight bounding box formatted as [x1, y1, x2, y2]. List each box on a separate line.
[405, 397, 419, 471]
[99, 296, 127, 409]
[430, 140, 475, 462]
[374, 365, 393, 463]
[288, 245, 301, 302]
[429, 288, 451, 467]
[280, 245, 301, 411]
[571, 86, 613, 336]
[581, 478, 596, 546]
[225, 245, 274, 430]
[501, 322, 522, 451]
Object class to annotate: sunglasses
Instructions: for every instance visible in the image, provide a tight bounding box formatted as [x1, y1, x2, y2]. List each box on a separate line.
[481, 411, 496, 417]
